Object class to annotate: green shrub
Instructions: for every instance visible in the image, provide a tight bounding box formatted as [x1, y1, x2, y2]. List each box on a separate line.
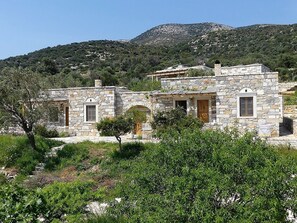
[14, 149, 41, 175]
[34, 124, 59, 138]
[0, 135, 63, 175]
[0, 184, 47, 222]
[45, 143, 89, 170]
[110, 129, 297, 222]
[0, 174, 7, 185]
[151, 108, 203, 137]
[128, 79, 161, 91]
[111, 142, 145, 160]
[41, 180, 104, 220]
[59, 131, 71, 137]
[84, 215, 126, 223]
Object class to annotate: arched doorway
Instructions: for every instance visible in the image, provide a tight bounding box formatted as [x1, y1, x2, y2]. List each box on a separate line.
[126, 105, 151, 137]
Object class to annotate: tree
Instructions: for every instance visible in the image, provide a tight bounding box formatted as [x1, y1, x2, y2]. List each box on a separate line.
[125, 107, 147, 125]
[97, 116, 133, 150]
[0, 68, 48, 150]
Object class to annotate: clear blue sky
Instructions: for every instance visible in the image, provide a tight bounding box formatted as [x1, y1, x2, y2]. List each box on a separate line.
[0, 0, 297, 59]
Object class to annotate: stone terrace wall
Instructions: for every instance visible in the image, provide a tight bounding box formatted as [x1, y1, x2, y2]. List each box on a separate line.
[279, 82, 297, 92]
[216, 72, 281, 137]
[220, 64, 270, 76]
[284, 105, 297, 118]
[161, 76, 216, 91]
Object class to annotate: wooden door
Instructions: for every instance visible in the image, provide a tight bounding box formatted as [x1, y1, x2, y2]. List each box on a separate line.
[65, 107, 69, 127]
[134, 122, 142, 136]
[197, 100, 209, 123]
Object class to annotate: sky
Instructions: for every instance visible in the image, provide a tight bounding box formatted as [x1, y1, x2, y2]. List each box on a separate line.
[0, 0, 297, 59]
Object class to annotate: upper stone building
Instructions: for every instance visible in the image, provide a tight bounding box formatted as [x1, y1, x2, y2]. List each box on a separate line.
[46, 63, 282, 138]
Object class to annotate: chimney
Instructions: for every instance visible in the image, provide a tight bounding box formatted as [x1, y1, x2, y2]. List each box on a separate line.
[214, 60, 221, 76]
[94, 79, 102, 87]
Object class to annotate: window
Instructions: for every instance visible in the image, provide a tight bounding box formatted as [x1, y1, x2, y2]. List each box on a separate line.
[175, 100, 187, 113]
[86, 105, 96, 122]
[49, 106, 59, 122]
[240, 97, 253, 117]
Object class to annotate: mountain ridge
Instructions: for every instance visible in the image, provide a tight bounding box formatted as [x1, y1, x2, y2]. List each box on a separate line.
[131, 22, 233, 45]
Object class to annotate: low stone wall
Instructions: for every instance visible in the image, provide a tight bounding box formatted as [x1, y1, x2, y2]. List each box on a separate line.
[161, 76, 216, 91]
[220, 64, 271, 76]
[284, 105, 297, 118]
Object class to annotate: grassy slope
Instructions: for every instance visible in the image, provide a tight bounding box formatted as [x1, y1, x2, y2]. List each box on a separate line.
[0, 135, 63, 175]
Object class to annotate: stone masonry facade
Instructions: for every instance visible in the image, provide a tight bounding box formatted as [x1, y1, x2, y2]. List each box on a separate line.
[45, 63, 284, 138]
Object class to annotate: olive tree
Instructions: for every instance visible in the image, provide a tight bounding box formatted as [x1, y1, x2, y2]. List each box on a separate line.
[97, 115, 133, 150]
[0, 68, 49, 150]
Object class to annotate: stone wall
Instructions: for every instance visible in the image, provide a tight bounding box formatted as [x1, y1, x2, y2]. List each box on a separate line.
[279, 82, 297, 92]
[284, 105, 297, 118]
[152, 95, 217, 123]
[216, 72, 281, 137]
[47, 86, 116, 136]
[161, 76, 216, 91]
[220, 64, 271, 76]
[115, 89, 152, 115]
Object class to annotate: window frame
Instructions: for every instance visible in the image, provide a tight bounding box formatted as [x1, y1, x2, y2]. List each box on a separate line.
[174, 99, 188, 114]
[237, 92, 257, 118]
[84, 104, 98, 123]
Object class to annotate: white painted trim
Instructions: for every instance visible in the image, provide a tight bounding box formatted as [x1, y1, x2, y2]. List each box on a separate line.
[84, 103, 98, 123]
[237, 93, 257, 118]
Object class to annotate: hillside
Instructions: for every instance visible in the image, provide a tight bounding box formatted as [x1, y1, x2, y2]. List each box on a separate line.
[0, 23, 297, 88]
[187, 24, 297, 80]
[0, 41, 180, 88]
[131, 22, 233, 45]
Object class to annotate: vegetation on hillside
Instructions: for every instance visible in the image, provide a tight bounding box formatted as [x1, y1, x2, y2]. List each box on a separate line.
[0, 135, 62, 175]
[0, 129, 296, 222]
[0, 24, 297, 88]
[131, 22, 232, 45]
[189, 24, 297, 81]
[109, 129, 297, 222]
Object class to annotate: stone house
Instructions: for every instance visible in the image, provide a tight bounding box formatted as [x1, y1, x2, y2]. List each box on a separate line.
[46, 63, 284, 138]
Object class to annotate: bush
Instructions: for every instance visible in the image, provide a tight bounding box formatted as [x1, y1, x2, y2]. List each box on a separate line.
[111, 142, 145, 159]
[45, 143, 89, 170]
[128, 79, 161, 91]
[41, 180, 104, 220]
[151, 108, 203, 137]
[0, 184, 47, 222]
[109, 129, 297, 222]
[14, 149, 41, 175]
[34, 124, 59, 138]
[0, 135, 63, 175]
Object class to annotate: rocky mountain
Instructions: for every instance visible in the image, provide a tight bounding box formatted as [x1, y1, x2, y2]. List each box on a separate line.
[131, 22, 233, 45]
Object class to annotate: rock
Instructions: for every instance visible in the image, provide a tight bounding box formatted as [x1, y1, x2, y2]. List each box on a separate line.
[86, 202, 109, 216]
